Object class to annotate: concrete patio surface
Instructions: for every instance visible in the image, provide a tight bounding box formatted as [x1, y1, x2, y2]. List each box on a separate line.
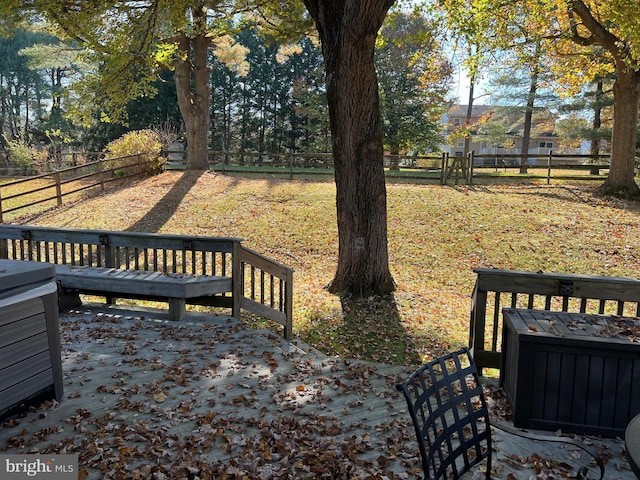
[0, 304, 636, 479]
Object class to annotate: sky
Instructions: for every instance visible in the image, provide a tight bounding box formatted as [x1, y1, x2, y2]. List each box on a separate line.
[453, 67, 488, 106]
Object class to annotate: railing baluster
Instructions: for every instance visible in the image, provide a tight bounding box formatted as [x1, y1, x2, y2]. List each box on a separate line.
[250, 266, 256, 300]
[278, 278, 283, 311]
[221, 252, 227, 277]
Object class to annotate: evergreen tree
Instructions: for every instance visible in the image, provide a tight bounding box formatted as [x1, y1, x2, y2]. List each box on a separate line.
[376, 11, 452, 157]
[0, 29, 51, 141]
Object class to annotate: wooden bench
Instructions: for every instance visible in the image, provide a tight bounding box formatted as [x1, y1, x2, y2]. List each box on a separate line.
[55, 265, 233, 320]
[470, 268, 640, 374]
[0, 225, 294, 338]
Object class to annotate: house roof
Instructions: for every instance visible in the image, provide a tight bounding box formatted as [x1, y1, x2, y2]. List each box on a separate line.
[503, 109, 557, 137]
[447, 104, 493, 118]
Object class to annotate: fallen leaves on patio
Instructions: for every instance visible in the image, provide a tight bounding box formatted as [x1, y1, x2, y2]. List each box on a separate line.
[0, 310, 421, 479]
[1, 308, 635, 478]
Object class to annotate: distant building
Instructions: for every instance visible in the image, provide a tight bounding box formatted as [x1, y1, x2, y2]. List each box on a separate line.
[441, 104, 582, 164]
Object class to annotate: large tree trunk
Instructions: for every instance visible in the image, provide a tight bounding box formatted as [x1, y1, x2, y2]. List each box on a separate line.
[520, 64, 538, 174]
[174, 7, 210, 170]
[303, 0, 395, 298]
[601, 65, 640, 199]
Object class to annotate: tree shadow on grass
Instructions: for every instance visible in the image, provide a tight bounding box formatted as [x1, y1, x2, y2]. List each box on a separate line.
[126, 170, 205, 233]
[333, 294, 423, 366]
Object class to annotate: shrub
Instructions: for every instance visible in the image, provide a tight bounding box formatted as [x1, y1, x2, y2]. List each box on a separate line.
[5, 138, 49, 174]
[104, 130, 163, 176]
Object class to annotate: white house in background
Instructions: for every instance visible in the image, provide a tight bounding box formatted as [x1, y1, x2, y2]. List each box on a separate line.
[441, 104, 582, 163]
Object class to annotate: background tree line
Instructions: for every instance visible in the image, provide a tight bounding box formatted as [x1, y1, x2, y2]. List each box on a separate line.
[0, 6, 624, 177]
[0, 12, 451, 161]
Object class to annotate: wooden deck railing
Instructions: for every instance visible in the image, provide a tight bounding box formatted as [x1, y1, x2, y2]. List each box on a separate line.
[470, 268, 640, 374]
[0, 225, 294, 339]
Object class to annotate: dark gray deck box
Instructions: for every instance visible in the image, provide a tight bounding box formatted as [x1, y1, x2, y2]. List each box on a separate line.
[501, 308, 640, 438]
[0, 260, 62, 419]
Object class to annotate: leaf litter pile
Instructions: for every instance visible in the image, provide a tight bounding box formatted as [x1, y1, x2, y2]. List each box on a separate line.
[0, 307, 634, 479]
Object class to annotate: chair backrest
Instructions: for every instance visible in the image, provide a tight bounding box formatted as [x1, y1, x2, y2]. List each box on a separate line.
[396, 347, 492, 480]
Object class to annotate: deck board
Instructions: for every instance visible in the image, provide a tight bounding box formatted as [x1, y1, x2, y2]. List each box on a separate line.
[0, 304, 635, 479]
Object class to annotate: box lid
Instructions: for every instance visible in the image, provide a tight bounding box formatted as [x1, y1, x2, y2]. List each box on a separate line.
[0, 260, 56, 296]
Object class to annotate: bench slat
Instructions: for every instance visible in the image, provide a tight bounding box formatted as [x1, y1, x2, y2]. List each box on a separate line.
[55, 265, 232, 298]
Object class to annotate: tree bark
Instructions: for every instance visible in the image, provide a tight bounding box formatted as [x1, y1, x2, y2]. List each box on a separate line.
[463, 74, 475, 157]
[174, 7, 211, 171]
[590, 81, 603, 156]
[303, 0, 395, 298]
[520, 58, 540, 174]
[568, 0, 640, 198]
[600, 65, 640, 199]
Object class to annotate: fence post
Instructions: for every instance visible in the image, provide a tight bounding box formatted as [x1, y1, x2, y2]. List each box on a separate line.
[440, 152, 447, 185]
[547, 150, 552, 185]
[0, 186, 3, 223]
[468, 151, 475, 185]
[98, 158, 105, 191]
[55, 172, 63, 207]
[289, 152, 294, 180]
[284, 267, 294, 340]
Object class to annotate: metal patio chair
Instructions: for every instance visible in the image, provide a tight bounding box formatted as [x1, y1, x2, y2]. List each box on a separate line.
[395, 347, 604, 480]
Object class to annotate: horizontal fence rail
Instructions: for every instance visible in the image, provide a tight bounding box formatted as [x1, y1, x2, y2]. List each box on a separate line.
[0, 225, 294, 339]
[162, 149, 623, 184]
[469, 268, 640, 374]
[0, 154, 155, 223]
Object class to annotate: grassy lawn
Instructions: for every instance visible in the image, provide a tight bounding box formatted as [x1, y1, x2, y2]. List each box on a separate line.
[17, 171, 640, 366]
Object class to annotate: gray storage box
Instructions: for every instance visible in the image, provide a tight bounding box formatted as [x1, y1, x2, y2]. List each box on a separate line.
[0, 260, 63, 419]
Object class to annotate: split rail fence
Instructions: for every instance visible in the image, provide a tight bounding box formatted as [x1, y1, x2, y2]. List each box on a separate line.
[0, 154, 155, 223]
[164, 150, 615, 184]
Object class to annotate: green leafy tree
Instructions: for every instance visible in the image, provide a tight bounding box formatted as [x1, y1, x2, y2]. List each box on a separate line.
[289, 38, 331, 153]
[18, 35, 90, 152]
[0, 29, 51, 141]
[0, 2, 277, 170]
[435, 0, 497, 155]
[376, 11, 453, 158]
[558, 77, 614, 157]
[488, 43, 560, 172]
[484, 0, 640, 198]
[209, 49, 244, 152]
